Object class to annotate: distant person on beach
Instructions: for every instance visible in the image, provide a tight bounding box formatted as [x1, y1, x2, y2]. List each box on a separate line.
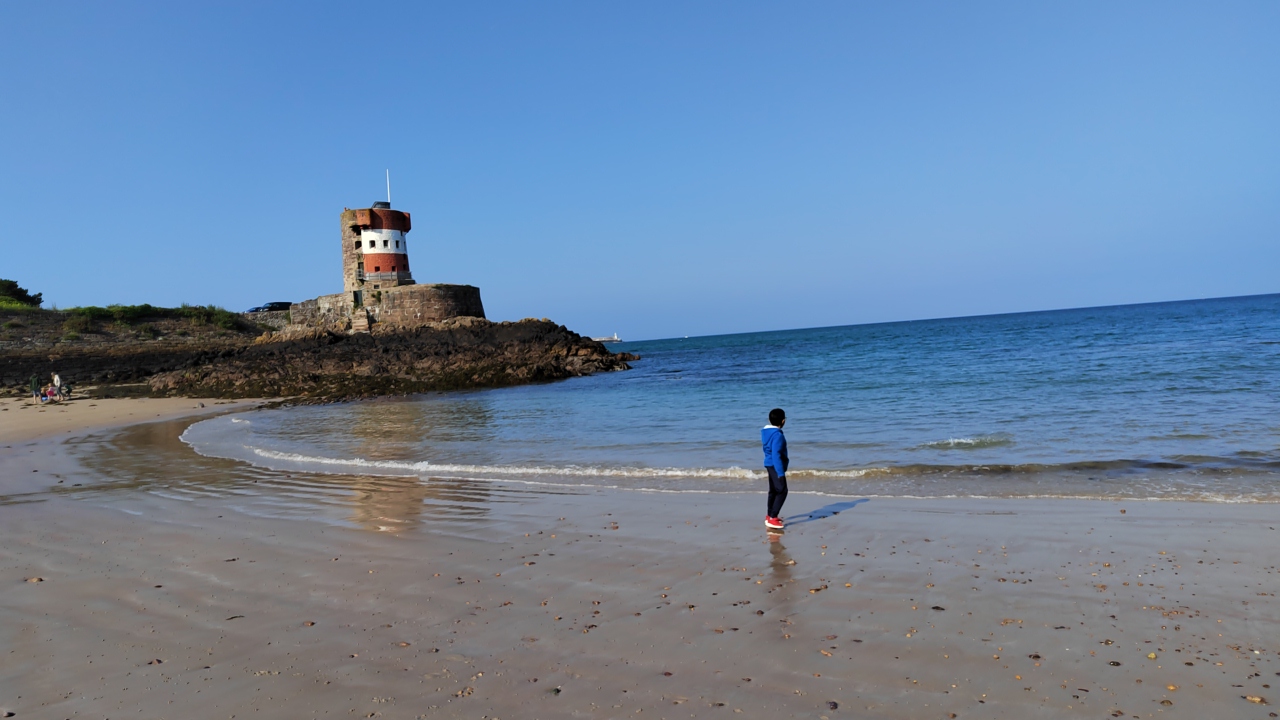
[762, 408, 789, 529]
[52, 372, 62, 399]
[29, 374, 41, 403]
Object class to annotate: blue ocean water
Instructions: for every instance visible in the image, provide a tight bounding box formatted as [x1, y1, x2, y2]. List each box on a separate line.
[184, 294, 1280, 501]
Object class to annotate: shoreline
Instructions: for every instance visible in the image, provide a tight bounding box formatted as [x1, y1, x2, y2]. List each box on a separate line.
[2, 409, 1278, 718]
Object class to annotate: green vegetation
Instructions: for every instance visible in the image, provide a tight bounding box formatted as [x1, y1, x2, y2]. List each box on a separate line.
[61, 331, 81, 341]
[66, 303, 250, 331]
[63, 315, 96, 333]
[0, 296, 34, 310]
[0, 279, 42, 308]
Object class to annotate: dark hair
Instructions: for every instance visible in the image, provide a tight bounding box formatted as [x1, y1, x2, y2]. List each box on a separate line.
[769, 408, 786, 426]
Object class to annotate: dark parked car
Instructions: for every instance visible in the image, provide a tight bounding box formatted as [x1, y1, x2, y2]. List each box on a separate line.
[246, 302, 292, 313]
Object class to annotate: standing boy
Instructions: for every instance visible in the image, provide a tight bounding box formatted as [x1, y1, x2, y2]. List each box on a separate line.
[762, 408, 789, 529]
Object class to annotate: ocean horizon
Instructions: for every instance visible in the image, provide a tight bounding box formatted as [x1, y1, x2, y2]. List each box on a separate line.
[630, 291, 1279, 343]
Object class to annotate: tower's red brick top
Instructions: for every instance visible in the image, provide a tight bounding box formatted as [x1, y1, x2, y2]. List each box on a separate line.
[346, 208, 411, 233]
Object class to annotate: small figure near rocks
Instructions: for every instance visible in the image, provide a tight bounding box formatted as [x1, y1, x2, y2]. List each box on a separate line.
[55, 374, 72, 401]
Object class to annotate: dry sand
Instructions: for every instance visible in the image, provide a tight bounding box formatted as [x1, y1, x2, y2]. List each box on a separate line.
[0, 395, 263, 445]
[1, 407, 1278, 719]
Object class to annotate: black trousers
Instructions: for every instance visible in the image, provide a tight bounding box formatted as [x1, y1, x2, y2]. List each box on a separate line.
[766, 466, 788, 518]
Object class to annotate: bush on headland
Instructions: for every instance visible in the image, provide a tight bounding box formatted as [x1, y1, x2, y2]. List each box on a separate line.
[0, 277, 249, 332]
[0, 279, 42, 308]
[66, 304, 251, 331]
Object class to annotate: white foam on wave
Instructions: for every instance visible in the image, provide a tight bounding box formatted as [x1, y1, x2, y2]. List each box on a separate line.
[798, 468, 886, 478]
[918, 435, 1013, 450]
[244, 448, 891, 482]
[181, 420, 896, 483]
[248, 447, 765, 480]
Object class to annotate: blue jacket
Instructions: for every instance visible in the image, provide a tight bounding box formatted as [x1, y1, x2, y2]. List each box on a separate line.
[762, 425, 789, 478]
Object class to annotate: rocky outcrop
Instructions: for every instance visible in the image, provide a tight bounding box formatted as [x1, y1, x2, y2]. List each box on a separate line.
[148, 317, 634, 399]
[3, 311, 635, 400]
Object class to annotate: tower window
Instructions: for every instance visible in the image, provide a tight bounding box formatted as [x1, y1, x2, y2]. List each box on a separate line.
[354, 240, 362, 248]
[391, 265, 396, 271]
[383, 239, 389, 247]
[374, 266, 381, 272]
[394, 240, 399, 248]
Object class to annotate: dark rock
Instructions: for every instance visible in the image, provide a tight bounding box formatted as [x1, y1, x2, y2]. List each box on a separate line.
[3, 310, 635, 400]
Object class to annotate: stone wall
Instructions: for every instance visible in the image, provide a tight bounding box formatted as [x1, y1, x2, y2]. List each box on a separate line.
[241, 310, 291, 330]
[289, 293, 351, 330]
[368, 284, 485, 326]
[341, 212, 362, 295]
[288, 284, 484, 332]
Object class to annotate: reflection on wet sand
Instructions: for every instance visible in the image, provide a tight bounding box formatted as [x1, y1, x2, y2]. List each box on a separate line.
[766, 530, 798, 620]
[767, 531, 792, 575]
[62, 417, 516, 533]
[346, 475, 498, 532]
[338, 395, 500, 464]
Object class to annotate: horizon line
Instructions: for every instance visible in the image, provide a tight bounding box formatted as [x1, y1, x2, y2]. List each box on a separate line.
[624, 290, 1280, 344]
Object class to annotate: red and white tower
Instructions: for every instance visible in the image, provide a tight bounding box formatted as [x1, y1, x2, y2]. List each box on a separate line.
[341, 201, 414, 304]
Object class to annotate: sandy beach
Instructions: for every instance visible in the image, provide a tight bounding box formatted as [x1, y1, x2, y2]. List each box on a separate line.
[0, 395, 264, 445]
[2, 404, 1278, 719]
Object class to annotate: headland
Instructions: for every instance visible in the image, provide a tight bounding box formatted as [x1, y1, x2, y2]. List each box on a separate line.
[1, 200, 635, 401]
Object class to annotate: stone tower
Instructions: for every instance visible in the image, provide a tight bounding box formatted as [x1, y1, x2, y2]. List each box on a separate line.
[341, 201, 415, 307]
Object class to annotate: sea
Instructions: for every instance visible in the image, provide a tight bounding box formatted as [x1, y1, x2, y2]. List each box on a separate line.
[182, 294, 1280, 503]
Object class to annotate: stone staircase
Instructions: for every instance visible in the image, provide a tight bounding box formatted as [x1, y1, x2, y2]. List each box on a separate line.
[350, 308, 372, 334]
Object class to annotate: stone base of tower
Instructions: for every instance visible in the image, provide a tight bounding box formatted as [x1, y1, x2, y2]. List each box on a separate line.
[289, 284, 485, 333]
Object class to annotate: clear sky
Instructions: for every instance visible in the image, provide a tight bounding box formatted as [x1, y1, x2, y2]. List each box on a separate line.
[2, 2, 1277, 340]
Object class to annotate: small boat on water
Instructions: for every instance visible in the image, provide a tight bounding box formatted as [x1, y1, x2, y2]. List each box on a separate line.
[591, 332, 623, 343]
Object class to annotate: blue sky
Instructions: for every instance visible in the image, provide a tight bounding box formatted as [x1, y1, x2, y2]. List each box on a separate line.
[2, 2, 1277, 340]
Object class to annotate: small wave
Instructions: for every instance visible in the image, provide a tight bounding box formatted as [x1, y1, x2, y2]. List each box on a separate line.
[793, 468, 889, 479]
[248, 448, 766, 480]
[213, 448, 1280, 484]
[917, 435, 1014, 450]
[171, 442, 1280, 504]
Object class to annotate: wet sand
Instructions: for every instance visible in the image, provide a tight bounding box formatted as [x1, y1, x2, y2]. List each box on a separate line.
[1, 413, 1278, 719]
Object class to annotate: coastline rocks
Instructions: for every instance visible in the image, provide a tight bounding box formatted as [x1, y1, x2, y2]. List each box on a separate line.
[2, 312, 636, 400]
[146, 318, 636, 399]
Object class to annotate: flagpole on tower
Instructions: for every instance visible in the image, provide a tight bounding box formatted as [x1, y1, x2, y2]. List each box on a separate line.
[386, 169, 391, 206]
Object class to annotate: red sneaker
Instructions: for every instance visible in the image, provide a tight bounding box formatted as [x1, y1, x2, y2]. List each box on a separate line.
[765, 516, 784, 529]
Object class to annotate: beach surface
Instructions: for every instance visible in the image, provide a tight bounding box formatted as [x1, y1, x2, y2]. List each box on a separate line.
[1, 406, 1278, 719]
[0, 395, 263, 445]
